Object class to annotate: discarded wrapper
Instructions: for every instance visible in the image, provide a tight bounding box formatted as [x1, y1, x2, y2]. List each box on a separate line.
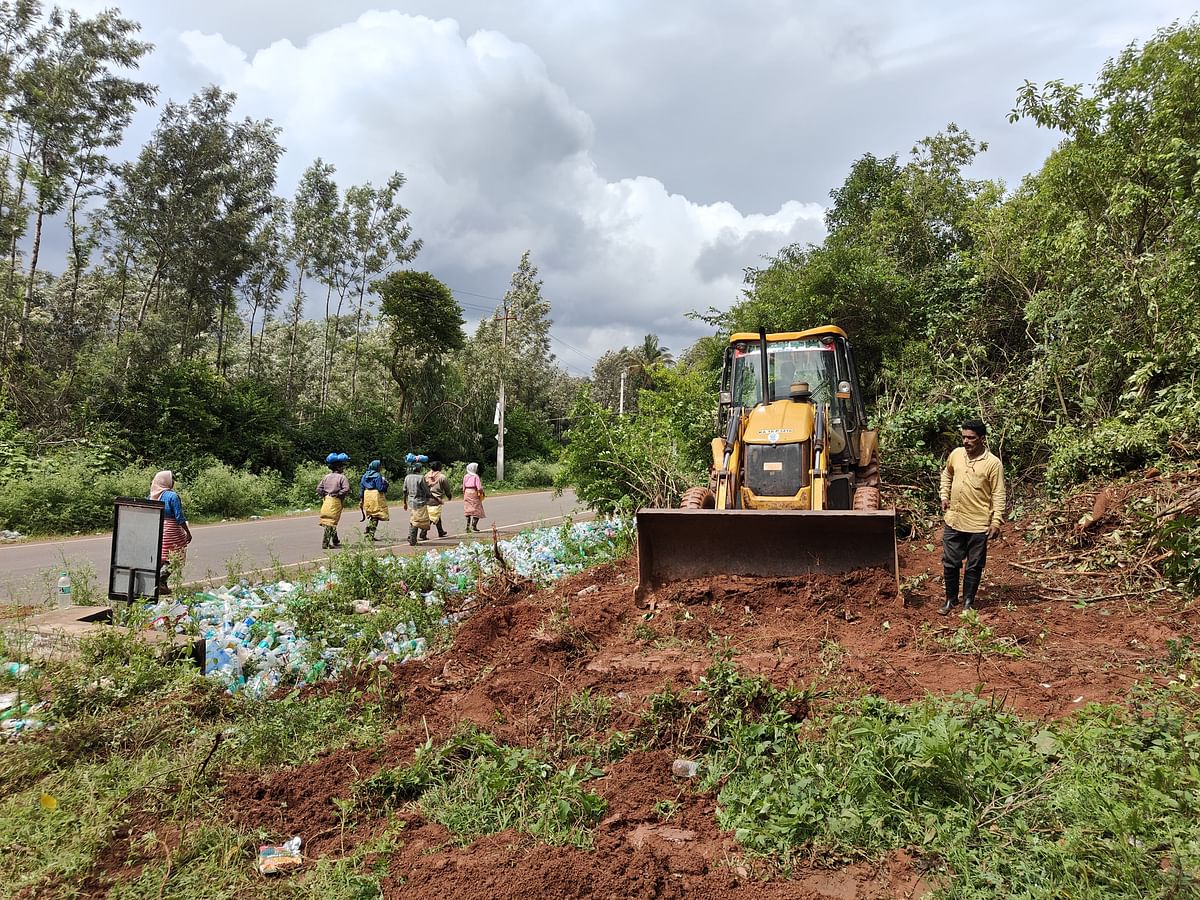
[257, 836, 303, 876]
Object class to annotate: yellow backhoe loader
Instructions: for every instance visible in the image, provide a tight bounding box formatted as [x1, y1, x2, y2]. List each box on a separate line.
[635, 326, 898, 601]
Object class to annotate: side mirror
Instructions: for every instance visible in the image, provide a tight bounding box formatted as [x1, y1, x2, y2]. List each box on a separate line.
[718, 391, 732, 405]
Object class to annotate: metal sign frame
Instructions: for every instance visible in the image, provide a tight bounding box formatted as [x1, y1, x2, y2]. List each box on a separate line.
[109, 497, 165, 604]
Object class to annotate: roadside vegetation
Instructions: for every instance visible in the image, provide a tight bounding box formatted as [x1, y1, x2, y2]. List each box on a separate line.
[0, 452, 562, 537]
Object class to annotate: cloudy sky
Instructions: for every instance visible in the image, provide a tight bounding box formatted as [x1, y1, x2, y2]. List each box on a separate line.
[68, 1, 1199, 375]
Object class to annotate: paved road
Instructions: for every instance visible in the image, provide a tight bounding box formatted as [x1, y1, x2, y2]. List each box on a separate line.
[0, 489, 590, 606]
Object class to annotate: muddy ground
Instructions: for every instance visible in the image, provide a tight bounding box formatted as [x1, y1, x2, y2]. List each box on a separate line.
[205, 519, 1199, 899]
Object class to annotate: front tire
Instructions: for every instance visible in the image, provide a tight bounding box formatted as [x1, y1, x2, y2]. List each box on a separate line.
[852, 486, 881, 510]
[680, 487, 716, 509]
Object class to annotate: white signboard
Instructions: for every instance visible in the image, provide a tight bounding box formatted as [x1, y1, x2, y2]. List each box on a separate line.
[109, 498, 164, 602]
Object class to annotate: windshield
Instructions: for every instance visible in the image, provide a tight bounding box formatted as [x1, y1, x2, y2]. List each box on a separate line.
[730, 338, 835, 405]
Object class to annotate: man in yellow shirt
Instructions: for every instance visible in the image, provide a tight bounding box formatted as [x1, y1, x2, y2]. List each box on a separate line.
[939, 420, 1006, 615]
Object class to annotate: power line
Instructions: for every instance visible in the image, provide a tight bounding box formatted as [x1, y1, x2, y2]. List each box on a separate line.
[547, 332, 598, 365]
[444, 284, 599, 370]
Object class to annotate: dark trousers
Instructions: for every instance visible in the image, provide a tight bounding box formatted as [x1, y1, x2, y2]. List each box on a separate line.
[943, 526, 989, 603]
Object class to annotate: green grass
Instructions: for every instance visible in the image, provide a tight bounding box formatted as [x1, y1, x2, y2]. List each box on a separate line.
[355, 728, 607, 849]
[0, 626, 398, 898]
[683, 657, 1200, 897]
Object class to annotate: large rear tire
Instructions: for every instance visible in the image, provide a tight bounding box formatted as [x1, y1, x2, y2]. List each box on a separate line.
[852, 485, 881, 510]
[680, 487, 716, 509]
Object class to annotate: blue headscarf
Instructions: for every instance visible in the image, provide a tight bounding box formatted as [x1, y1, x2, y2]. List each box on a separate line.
[361, 459, 387, 493]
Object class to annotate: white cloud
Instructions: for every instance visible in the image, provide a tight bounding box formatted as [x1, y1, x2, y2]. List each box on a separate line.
[179, 11, 825, 371]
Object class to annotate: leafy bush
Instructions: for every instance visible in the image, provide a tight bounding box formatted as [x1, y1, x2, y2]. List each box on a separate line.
[700, 664, 1200, 896]
[1045, 416, 1173, 487]
[506, 458, 559, 488]
[181, 462, 285, 520]
[281, 461, 330, 511]
[1157, 514, 1200, 593]
[560, 367, 715, 513]
[878, 399, 976, 489]
[0, 457, 159, 534]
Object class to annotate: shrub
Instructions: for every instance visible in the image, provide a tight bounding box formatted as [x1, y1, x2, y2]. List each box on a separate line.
[560, 368, 715, 513]
[281, 461, 329, 511]
[1045, 416, 1172, 487]
[181, 463, 284, 520]
[507, 459, 559, 488]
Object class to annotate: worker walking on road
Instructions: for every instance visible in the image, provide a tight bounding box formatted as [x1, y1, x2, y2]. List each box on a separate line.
[403, 454, 432, 545]
[425, 461, 452, 538]
[318, 453, 352, 550]
[939, 421, 1006, 615]
[462, 462, 486, 533]
[360, 459, 390, 541]
[149, 470, 192, 595]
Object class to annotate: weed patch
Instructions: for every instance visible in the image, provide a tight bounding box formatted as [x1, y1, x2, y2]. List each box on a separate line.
[356, 728, 607, 848]
[682, 661, 1200, 896]
[922, 610, 1025, 659]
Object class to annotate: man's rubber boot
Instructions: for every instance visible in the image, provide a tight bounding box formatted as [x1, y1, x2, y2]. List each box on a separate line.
[408, 526, 418, 546]
[420, 529, 429, 540]
[962, 572, 981, 612]
[436, 524, 447, 537]
[941, 567, 960, 615]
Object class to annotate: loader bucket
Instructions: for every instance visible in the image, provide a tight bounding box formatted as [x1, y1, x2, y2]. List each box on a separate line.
[634, 508, 898, 603]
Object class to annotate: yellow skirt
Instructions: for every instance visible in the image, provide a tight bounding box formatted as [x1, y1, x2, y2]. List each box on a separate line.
[363, 489, 389, 520]
[409, 505, 431, 528]
[319, 495, 344, 527]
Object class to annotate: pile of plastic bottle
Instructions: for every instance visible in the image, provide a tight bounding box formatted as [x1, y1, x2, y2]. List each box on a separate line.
[0, 662, 45, 740]
[142, 518, 626, 698]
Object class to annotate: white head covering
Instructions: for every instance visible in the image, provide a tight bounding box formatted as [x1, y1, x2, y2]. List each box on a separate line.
[149, 470, 174, 501]
[466, 462, 479, 475]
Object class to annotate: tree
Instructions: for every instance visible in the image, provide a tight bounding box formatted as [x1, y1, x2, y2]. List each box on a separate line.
[374, 270, 465, 430]
[241, 200, 288, 377]
[3, 5, 153, 354]
[338, 172, 422, 408]
[284, 159, 339, 405]
[107, 87, 281, 370]
[1006, 22, 1200, 420]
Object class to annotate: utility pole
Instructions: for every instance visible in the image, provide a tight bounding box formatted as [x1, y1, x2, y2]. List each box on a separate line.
[619, 370, 626, 415]
[494, 299, 518, 482]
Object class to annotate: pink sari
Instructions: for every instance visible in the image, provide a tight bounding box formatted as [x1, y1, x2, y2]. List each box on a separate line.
[462, 472, 485, 518]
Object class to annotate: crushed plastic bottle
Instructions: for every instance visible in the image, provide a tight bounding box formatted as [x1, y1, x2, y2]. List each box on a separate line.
[671, 758, 700, 778]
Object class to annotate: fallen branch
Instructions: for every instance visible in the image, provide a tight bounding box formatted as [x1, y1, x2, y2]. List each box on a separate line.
[1071, 587, 1172, 605]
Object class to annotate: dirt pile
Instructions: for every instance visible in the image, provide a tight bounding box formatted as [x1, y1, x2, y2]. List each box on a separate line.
[213, 510, 1197, 897]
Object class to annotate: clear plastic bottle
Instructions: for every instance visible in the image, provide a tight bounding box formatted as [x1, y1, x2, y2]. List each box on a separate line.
[56, 571, 72, 609]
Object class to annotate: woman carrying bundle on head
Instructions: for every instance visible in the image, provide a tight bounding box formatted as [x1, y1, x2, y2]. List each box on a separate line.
[318, 453, 352, 550]
[462, 462, 486, 533]
[402, 453, 432, 545]
[359, 459, 389, 542]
